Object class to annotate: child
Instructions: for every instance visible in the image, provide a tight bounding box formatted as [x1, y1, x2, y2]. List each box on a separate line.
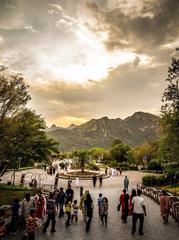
[65, 197, 72, 226]
[26, 209, 37, 240]
[100, 197, 108, 225]
[0, 218, 6, 240]
[71, 200, 79, 222]
[97, 193, 103, 216]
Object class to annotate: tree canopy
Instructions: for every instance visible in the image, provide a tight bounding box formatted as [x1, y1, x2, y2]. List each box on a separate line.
[0, 69, 31, 121]
[74, 149, 89, 172]
[159, 57, 179, 163]
[0, 68, 59, 170]
[110, 140, 130, 164]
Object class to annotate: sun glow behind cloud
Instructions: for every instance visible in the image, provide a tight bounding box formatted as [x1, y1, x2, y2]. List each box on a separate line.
[28, 4, 150, 85]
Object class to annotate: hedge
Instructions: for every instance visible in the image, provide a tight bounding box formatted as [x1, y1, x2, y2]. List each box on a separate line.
[148, 160, 162, 171]
[142, 173, 179, 186]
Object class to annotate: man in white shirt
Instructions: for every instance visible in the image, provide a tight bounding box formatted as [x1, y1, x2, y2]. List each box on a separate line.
[132, 189, 146, 235]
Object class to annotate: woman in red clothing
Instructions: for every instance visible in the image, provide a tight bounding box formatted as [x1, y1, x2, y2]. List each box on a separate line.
[129, 189, 136, 215]
[119, 189, 129, 223]
[34, 191, 46, 219]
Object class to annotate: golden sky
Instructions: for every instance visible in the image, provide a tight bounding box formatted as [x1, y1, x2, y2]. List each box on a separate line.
[0, 0, 179, 127]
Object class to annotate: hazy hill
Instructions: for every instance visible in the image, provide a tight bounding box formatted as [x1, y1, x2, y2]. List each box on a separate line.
[47, 112, 160, 151]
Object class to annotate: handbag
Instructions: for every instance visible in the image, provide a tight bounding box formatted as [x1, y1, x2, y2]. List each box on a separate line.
[117, 202, 121, 211]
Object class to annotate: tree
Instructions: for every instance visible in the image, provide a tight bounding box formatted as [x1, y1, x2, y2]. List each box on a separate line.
[89, 147, 109, 161]
[0, 68, 59, 171]
[74, 149, 89, 172]
[129, 141, 159, 165]
[0, 108, 59, 168]
[0, 68, 31, 120]
[111, 139, 123, 148]
[159, 57, 179, 162]
[110, 141, 130, 165]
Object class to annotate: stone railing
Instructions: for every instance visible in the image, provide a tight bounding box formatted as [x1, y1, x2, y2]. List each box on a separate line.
[137, 182, 179, 225]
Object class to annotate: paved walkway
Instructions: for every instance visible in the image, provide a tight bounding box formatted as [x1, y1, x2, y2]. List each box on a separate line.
[2, 170, 179, 240]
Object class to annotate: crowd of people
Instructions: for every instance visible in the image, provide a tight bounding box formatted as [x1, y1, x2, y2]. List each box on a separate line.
[0, 174, 173, 240]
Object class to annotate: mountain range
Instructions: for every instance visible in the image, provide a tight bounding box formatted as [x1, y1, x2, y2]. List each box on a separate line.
[46, 112, 160, 151]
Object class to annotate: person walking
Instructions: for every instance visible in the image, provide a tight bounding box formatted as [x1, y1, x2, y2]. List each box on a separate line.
[119, 189, 129, 223]
[129, 189, 137, 216]
[100, 197, 108, 225]
[43, 192, 56, 233]
[26, 209, 37, 240]
[92, 174, 97, 187]
[75, 176, 80, 188]
[67, 177, 72, 187]
[97, 193, 103, 216]
[124, 176, 129, 191]
[66, 184, 74, 202]
[54, 172, 59, 190]
[71, 200, 79, 222]
[65, 196, 72, 226]
[80, 190, 89, 217]
[160, 190, 170, 224]
[84, 193, 94, 232]
[34, 190, 46, 220]
[132, 189, 146, 236]
[57, 187, 66, 217]
[80, 186, 84, 198]
[10, 198, 20, 234]
[21, 193, 35, 230]
[99, 175, 103, 187]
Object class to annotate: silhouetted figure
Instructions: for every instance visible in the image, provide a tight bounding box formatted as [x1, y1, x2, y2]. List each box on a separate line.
[92, 174, 97, 187]
[99, 175, 103, 187]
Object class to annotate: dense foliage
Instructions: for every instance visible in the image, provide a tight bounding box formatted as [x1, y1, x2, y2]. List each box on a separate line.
[159, 57, 179, 163]
[0, 68, 59, 170]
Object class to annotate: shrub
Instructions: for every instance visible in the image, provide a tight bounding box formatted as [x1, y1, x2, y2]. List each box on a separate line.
[142, 175, 157, 186]
[148, 160, 162, 171]
[87, 162, 100, 171]
[0, 184, 29, 191]
[118, 162, 130, 170]
[175, 171, 179, 180]
[157, 175, 167, 186]
[164, 162, 179, 172]
[129, 165, 138, 171]
[142, 174, 175, 186]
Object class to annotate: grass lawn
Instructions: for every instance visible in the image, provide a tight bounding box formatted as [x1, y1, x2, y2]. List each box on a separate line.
[0, 184, 37, 205]
[162, 184, 179, 196]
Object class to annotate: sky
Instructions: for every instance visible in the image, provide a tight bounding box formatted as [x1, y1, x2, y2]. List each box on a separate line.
[0, 0, 179, 127]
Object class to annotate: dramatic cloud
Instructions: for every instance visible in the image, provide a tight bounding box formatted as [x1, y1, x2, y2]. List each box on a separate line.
[0, 0, 179, 126]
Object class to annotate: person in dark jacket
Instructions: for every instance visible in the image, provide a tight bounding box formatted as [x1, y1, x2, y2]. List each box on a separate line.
[92, 175, 97, 187]
[43, 192, 56, 233]
[10, 198, 20, 234]
[84, 193, 94, 232]
[57, 188, 66, 217]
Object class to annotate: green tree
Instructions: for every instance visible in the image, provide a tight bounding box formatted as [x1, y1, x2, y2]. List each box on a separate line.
[74, 149, 89, 172]
[110, 141, 130, 165]
[111, 139, 123, 148]
[0, 68, 59, 170]
[0, 109, 59, 168]
[0, 68, 31, 121]
[159, 57, 179, 162]
[129, 141, 159, 165]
